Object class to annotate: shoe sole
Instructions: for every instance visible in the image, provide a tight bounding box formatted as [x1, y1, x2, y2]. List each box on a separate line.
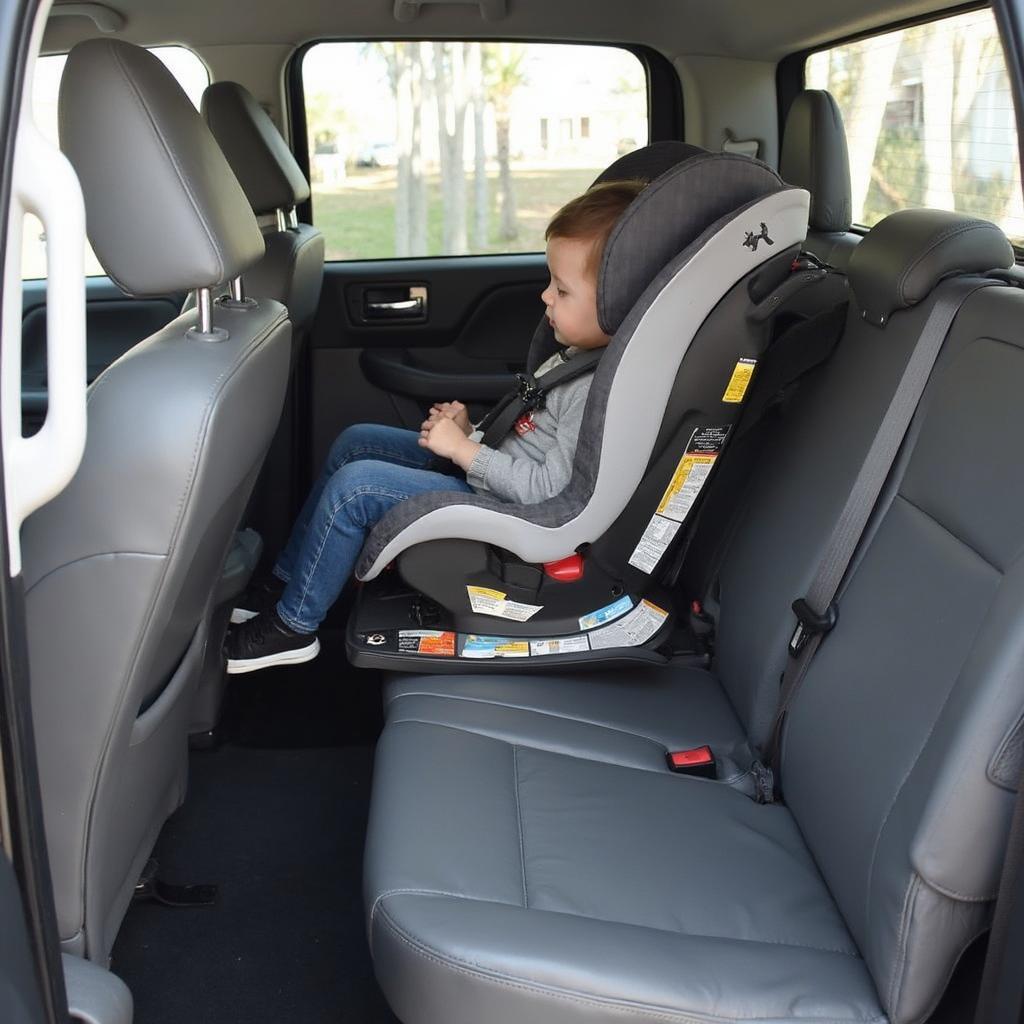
[230, 608, 259, 624]
[225, 637, 321, 675]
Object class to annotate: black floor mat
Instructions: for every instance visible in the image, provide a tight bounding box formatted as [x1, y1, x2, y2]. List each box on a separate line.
[112, 628, 397, 1024]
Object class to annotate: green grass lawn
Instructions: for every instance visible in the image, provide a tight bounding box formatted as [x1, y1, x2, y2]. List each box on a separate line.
[310, 167, 601, 261]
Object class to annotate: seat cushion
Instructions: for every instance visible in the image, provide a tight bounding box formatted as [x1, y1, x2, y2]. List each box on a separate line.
[383, 666, 753, 776]
[365, 719, 885, 1024]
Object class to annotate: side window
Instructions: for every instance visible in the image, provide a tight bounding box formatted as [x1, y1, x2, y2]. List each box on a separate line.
[301, 42, 649, 261]
[22, 46, 210, 280]
[806, 8, 1023, 244]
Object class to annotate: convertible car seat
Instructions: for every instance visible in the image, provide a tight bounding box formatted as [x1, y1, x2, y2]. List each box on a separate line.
[22, 39, 291, 960]
[348, 143, 811, 671]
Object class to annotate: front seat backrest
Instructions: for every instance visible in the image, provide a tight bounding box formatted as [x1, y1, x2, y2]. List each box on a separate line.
[22, 38, 291, 961]
[202, 80, 325, 356]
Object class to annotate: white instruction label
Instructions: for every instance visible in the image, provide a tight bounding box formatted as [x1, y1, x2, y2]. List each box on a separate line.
[628, 426, 730, 574]
[529, 635, 591, 657]
[588, 599, 669, 650]
[466, 585, 543, 622]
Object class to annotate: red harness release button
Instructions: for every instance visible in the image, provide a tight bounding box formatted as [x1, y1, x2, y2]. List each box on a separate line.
[543, 554, 584, 582]
[667, 745, 716, 778]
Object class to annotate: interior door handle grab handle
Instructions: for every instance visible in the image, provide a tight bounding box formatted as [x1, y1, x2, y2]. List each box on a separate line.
[367, 298, 421, 311]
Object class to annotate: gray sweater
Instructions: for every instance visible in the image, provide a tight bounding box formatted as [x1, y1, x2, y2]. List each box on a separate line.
[466, 350, 594, 504]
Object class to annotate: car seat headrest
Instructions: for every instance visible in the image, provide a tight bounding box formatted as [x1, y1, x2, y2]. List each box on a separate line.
[59, 39, 265, 297]
[780, 90, 852, 233]
[596, 151, 785, 336]
[593, 140, 706, 186]
[202, 81, 311, 216]
[847, 209, 1013, 326]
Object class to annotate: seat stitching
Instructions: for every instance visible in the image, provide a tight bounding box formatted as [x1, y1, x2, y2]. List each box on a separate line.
[512, 744, 529, 908]
[374, 901, 884, 1024]
[896, 493, 1002, 574]
[886, 874, 921, 1012]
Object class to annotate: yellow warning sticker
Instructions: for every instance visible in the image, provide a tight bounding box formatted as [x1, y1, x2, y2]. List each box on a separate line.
[722, 357, 757, 403]
[466, 585, 542, 622]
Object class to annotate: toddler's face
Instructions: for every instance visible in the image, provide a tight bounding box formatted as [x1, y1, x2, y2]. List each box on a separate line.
[540, 236, 609, 351]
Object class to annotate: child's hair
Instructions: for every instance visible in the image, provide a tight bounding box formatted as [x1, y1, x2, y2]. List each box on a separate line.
[545, 179, 646, 275]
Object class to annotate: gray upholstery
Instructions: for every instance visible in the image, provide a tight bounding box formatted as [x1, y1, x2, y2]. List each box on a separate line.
[356, 162, 809, 578]
[59, 39, 264, 297]
[365, 215, 1024, 1023]
[847, 208, 1013, 324]
[25, 39, 291, 961]
[202, 80, 310, 215]
[780, 89, 853, 233]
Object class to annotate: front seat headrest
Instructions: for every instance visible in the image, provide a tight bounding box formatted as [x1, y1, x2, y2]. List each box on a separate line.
[847, 208, 1014, 325]
[780, 89, 852, 233]
[59, 39, 265, 297]
[202, 81, 311, 216]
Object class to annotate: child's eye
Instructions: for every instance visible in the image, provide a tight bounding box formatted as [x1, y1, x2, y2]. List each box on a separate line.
[557, 288, 568, 298]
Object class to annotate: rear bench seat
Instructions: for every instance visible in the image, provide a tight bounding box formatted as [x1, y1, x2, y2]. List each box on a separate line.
[364, 211, 1024, 1024]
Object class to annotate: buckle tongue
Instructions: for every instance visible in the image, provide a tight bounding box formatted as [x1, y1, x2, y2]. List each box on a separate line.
[788, 598, 838, 657]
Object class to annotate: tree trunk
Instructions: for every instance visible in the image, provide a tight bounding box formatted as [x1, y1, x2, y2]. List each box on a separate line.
[392, 44, 413, 257]
[410, 42, 428, 254]
[921, 21, 956, 210]
[433, 42, 469, 254]
[496, 104, 517, 241]
[844, 35, 899, 221]
[470, 42, 489, 250]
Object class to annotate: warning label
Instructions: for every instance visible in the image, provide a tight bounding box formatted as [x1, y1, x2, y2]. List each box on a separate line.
[588, 599, 669, 650]
[628, 426, 730, 574]
[579, 594, 633, 631]
[466, 585, 542, 622]
[529, 635, 590, 656]
[722, 357, 757, 403]
[398, 630, 456, 657]
[461, 635, 531, 659]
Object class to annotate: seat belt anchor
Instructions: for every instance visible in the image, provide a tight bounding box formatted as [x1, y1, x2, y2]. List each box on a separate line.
[788, 597, 837, 657]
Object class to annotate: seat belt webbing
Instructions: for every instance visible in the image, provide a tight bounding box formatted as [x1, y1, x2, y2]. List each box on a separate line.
[762, 278, 996, 787]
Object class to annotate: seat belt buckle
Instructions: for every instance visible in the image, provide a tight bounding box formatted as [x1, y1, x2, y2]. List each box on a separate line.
[515, 373, 545, 411]
[788, 597, 838, 657]
[666, 745, 716, 778]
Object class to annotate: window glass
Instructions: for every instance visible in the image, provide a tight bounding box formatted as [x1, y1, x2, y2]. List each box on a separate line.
[302, 42, 648, 260]
[806, 8, 1023, 244]
[22, 46, 210, 279]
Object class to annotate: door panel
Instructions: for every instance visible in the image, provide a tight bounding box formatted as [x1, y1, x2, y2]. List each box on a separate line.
[21, 277, 182, 433]
[306, 253, 547, 472]
[0, 850, 47, 1024]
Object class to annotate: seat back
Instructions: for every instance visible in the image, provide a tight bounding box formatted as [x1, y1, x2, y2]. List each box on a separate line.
[22, 39, 291, 960]
[775, 214, 1022, 1023]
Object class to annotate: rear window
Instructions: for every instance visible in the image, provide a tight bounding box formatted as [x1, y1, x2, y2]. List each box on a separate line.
[805, 8, 1023, 245]
[301, 42, 649, 261]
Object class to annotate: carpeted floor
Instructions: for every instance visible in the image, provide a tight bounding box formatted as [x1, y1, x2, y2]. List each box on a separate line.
[112, 628, 398, 1024]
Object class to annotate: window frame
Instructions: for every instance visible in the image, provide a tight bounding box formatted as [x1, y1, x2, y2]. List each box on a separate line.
[776, 1, 1023, 257]
[286, 36, 682, 264]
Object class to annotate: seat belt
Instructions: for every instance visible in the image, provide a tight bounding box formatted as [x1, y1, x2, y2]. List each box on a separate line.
[667, 302, 849, 619]
[475, 348, 603, 448]
[973, 750, 1024, 1024]
[759, 277, 998, 798]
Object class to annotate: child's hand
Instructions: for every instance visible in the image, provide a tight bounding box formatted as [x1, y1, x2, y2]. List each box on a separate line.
[419, 416, 480, 469]
[426, 401, 471, 435]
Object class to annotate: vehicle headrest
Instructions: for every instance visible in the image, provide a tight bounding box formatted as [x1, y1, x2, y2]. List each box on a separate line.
[596, 151, 785, 335]
[59, 39, 265, 297]
[202, 81, 311, 216]
[780, 90, 852, 233]
[847, 209, 1014, 326]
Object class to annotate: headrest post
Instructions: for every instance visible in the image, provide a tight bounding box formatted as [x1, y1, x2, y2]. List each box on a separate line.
[197, 287, 213, 334]
[229, 276, 245, 303]
[287, 208, 299, 229]
[275, 208, 288, 232]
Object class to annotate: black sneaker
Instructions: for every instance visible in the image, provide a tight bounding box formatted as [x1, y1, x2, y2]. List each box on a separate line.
[230, 576, 286, 624]
[225, 610, 320, 674]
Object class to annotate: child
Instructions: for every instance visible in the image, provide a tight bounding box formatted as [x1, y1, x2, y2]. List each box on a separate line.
[225, 179, 645, 673]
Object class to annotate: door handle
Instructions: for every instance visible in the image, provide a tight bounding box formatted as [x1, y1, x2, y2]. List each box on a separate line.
[360, 284, 428, 323]
[366, 298, 421, 313]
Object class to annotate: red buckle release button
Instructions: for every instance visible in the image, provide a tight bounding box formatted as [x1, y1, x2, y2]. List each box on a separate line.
[544, 553, 584, 582]
[667, 745, 716, 778]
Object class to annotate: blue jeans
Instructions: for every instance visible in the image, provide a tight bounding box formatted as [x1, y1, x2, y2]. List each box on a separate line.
[272, 423, 473, 633]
